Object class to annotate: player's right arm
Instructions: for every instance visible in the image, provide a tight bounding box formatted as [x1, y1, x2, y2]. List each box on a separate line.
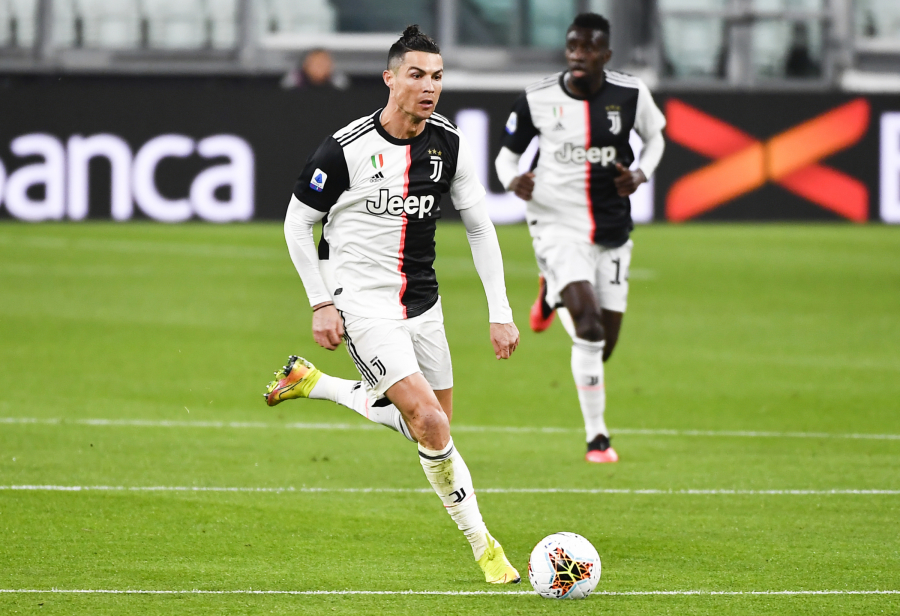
[285, 136, 350, 350]
[494, 93, 539, 200]
[284, 197, 344, 350]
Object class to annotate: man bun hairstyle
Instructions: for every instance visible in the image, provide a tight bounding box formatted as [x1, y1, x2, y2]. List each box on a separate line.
[387, 24, 441, 70]
[570, 12, 610, 37]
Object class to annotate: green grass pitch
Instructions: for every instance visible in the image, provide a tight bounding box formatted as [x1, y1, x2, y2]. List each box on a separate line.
[0, 221, 898, 615]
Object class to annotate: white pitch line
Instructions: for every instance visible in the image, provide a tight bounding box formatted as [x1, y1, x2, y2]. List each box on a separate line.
[0, 589, 897, 596]
[613, 428, 900, 441]
[2, 417, 899, 441]
[2, 485, 899, 495]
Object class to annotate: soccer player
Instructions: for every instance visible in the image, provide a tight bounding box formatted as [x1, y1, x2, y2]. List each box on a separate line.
[264, 25, 521, 584]
[494, 13, 666, 463]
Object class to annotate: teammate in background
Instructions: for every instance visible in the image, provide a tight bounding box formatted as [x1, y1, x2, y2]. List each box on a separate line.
[494, 13, 666, 463]
[264, 25, 521, 584]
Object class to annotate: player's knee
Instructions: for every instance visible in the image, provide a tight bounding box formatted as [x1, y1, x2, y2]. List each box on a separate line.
[575, 314, 605, 342]
[410, 405, 450, 445]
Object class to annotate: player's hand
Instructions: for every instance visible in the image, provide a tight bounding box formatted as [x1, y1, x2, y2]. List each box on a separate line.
[614, 163, 646, 197]
[312, 303, 343, 351]
[509, 173, 535, 201]
[490, 322, 520, 360]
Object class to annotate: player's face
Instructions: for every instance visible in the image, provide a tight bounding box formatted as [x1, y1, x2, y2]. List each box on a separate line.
[565, 27, 611, 90]
[384, 51, 443, 121]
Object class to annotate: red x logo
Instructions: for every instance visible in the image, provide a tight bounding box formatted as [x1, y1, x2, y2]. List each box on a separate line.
[665, 98, 870, 222]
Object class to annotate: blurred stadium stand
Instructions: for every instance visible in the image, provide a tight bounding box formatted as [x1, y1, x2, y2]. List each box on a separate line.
[0, 0, 897, 89]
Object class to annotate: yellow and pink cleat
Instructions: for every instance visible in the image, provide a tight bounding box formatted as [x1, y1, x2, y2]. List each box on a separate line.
[477, 532, 521, 584]
[264, 355, 323, 406]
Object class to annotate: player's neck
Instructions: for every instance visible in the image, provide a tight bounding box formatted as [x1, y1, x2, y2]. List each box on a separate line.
[379, 104, 427, 140]
[564, 71, 606, 99]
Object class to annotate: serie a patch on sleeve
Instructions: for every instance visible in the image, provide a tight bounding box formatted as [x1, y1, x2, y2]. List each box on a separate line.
[310, 168, 328, 192]
[505, 112, 518, 135]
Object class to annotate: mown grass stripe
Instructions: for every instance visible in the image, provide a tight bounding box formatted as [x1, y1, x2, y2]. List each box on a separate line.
[3, 486, 899, 495]
[2, 417, 899, 441]
[0, 589, 897, 596]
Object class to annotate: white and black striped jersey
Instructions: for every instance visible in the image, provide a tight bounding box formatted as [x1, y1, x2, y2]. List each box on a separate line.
[501, 70, 666, 247]
[293, 109, 485, 320]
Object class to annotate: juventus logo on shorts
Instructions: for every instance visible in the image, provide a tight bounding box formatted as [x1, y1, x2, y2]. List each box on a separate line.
[607, 110, 622, 135]
[449, 487, 467, 503]
[370, 356, 386, 376]
[429, 155, 443, 182]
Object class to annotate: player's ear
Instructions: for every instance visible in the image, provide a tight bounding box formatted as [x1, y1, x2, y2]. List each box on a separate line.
[383, 69, 394, 89]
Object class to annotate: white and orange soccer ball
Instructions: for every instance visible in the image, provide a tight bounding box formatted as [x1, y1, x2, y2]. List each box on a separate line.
[528, 532, 601, 599]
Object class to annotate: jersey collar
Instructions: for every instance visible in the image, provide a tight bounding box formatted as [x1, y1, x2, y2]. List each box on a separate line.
[374, 108, 432, 146]
[558, 71, 608, 101]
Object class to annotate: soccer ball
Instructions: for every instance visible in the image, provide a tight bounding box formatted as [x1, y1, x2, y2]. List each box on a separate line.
[528, 532, 601, 599]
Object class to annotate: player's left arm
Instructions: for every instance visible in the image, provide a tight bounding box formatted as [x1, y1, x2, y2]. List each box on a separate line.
[452, 132, 519, 360]
[459, 203, 519, 359]
[615, 80, 667, 197]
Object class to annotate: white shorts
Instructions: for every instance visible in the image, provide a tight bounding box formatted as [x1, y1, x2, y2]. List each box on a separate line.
[340, 297, 453, 402]
[533, 238, 633, 314]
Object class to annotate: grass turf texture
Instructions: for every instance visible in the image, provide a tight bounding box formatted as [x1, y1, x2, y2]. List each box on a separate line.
[0, 221, 898, 615]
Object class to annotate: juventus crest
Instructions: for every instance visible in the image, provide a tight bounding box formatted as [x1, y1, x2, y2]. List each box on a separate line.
[429, 155, 443, 182]
[607, 110, 622, 135]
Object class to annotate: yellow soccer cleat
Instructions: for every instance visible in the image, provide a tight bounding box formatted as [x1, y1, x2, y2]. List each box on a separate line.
[477, 532, 521, 584]
[264, 355, 323, 407]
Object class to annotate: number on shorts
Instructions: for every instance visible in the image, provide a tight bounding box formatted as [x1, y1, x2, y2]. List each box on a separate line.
[611, 258, 622, 285]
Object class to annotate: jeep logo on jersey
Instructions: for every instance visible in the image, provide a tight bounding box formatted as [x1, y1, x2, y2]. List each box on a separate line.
[607, 110, 622, 135]
[365, 189, 436, 218]
[555, 143, 617, 166]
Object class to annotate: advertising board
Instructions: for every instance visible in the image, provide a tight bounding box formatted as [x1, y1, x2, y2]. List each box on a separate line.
[0, 81, 897, 223]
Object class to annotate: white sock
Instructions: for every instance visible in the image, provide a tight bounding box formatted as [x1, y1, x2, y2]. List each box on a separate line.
[571, 338, 608, 442]
[309, 374, 415, 442]
[418, 438, 489, 559]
